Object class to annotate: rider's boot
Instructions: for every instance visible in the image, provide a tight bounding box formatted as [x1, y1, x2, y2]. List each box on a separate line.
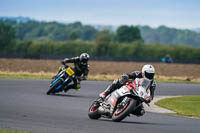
[63, 83, 80, 92]
[63, 85, 70, 92]
[74, 84, 81, 91]
[132, 104, 145, 117]
[136, 109, 145, 117]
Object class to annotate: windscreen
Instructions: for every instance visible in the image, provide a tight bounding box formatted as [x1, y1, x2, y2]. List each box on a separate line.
[141, 78, 151, 90]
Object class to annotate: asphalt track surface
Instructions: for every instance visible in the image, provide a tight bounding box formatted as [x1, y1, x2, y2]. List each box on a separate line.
[0, 79, 200, 133]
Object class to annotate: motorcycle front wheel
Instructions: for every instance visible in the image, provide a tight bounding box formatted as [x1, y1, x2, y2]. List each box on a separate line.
[112, 98, 136, 122]
[46, 79, 62, 95]
[88, 98, 102, 119]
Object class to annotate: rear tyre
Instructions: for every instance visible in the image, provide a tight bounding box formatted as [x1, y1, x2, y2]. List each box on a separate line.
[46, 80, 62, 95]
[112, 98, 136, 122]
[88, 99, 101, 119]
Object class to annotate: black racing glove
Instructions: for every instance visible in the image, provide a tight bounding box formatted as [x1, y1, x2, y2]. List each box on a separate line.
[145, 99, 151, 103]
[122, 73, 129, 80]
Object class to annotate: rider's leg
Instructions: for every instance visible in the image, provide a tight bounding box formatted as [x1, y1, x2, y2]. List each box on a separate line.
[132, 104, 145, 117]
[64, 77, 80, 92]
[73, 78, 81, 90]
[99, 78, 124, 99]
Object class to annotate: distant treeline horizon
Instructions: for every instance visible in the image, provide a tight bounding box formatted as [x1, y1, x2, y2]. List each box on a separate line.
[0, 17, 200, 47]
[0, 18, 200, 64]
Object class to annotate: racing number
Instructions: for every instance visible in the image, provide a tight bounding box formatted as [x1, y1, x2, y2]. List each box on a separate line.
[66, 67, 75, 76]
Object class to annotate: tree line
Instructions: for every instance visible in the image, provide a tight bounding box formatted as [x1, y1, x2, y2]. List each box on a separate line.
[1, 18, 200, 47]
[0, 20, 142, 43]
[0, 20, 200, 63]
[139, 25, 200, 47]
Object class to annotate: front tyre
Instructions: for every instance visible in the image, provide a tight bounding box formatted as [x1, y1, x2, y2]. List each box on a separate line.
[46, 79, 62, 95]
[88, 99, 101, 119]
[112, 98, 136, 122]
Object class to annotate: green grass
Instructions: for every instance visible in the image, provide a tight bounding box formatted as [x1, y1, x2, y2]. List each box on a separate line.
[155, 95, 200, 118]
[0, 129, 30, 133]
[155, 78, 200, 84]
[0, 72, 200, 83]
[0, 73, 51, 79]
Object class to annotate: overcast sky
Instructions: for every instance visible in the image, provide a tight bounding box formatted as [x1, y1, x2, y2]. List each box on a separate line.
[0, 0, 200, 29]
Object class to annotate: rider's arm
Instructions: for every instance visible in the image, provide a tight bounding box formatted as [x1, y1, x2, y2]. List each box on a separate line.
[150, 80, 156, 100]
[127, 71, 142, 80]
[61, 57, 78, 65]
[119, 71, 142, 84]
[82, 64, 89, 80]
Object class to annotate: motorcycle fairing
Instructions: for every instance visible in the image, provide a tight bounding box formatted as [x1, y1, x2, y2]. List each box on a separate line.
[51, 67, 75, 91]
[105, 78, 151, 111]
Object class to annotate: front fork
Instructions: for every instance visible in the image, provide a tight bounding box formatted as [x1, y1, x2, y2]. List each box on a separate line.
[98, 96, 129, 117]
[56, 77, 70, 91]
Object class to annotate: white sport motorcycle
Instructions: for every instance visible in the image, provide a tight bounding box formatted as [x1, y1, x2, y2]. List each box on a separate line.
[88, 78, 151, 122]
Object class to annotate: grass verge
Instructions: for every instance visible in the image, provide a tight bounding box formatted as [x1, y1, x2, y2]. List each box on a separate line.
[0, 71, 53, 79]
[0, 71, 200, 83]
[0, 129, 30, 133]
[155, 95, 200, 118]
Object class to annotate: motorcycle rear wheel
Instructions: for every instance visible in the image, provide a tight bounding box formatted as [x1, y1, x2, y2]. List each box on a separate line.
[46, 79, 62, 95]
[112, 98, 136, 122]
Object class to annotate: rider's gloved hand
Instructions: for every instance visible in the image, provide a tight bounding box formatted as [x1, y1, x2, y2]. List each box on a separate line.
[122, 73, 129, 80]
[63, 64, 69, 68]
[145, 96, 151, 103]
[119, 73, 129, 84]
[145, 99, 151, 103]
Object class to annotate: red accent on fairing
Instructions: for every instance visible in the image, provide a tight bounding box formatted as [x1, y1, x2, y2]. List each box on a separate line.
[113, 98, 117, 106]
[133, 80, 136, 85]
[138, 78, 141, 86]
[125, 82, 136, 91]
[90, 106, 97, 112]
[128, 82, 135, 89]
[109, 96, 117, 106]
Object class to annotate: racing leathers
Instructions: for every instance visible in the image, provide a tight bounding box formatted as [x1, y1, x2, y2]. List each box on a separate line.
[55, 56, 89, 91]
[100, 71, 156, 116]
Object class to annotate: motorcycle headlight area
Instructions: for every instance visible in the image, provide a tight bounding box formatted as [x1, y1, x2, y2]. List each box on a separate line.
[140, 91, 144, 97]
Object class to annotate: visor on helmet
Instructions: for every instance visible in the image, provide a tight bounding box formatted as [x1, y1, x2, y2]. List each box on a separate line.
[80, 58, 88, 65]
[82, 58, 88, 62]
[144, 72, 154, 80]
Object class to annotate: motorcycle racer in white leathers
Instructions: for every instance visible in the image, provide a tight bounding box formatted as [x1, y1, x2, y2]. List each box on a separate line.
[99, 64, 156, 116]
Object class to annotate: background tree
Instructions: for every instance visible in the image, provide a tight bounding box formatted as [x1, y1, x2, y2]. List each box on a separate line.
[69, 30, 81, 40]
[0, 23, 16, 48]
[139, 25, 200, 47]
[95, 30, 113, 56]
[116, 25, 142, 43]
[82, 25, 97, 40]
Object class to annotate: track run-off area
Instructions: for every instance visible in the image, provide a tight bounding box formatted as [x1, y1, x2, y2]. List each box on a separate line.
[0, 79, 200, 133]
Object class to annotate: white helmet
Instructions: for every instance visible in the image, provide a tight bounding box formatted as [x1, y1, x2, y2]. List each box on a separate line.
[142, 64, 155, 80]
